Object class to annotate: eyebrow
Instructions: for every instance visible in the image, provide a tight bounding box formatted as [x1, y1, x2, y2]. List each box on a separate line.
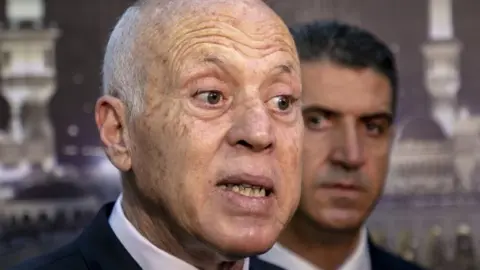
[302, 104, 393, 124]
[203, 55, 225, 66]
[274, 63, 294, 75]
[203, 55, 295, 75]
[201, 55, 237, 79]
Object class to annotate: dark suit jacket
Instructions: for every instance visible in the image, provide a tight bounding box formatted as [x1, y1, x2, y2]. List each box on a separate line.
[368, 238, 426, 270]
[9, 203, 283, 270]
[259, 235, 427, 270]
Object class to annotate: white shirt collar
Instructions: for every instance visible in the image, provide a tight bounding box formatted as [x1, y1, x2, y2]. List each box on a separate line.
[259, 227, 371, 270]
[109, 195, 250, 270]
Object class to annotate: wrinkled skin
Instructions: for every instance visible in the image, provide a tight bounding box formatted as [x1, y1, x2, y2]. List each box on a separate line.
[95, 0, 303, 268]
[296, 61, 394, 233]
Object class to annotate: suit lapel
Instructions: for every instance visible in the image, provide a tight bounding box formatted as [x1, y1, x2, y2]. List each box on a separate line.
[76, 202, 142, 270]
[368, 236, 391, 270]
[75, 203, 285, 270]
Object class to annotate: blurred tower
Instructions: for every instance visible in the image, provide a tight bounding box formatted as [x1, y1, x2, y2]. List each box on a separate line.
[422, 0, 462, 137]
[453, 107, 480, 190]
[6, 0, 44, 29]
[396, 230, 417, 263]
[0, 0, 60, 172]
[452, 224, 476, 270]
[426, 225, 449, 270]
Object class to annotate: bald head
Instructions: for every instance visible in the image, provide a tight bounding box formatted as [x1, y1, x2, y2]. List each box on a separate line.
[97, 2, 302, 265]
[102, 0, 294, 119]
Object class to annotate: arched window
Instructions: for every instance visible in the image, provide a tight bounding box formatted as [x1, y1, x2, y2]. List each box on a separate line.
[22, 213, 31, 225]
[39, 212, 49, 224]
[53, 210, 67, 229]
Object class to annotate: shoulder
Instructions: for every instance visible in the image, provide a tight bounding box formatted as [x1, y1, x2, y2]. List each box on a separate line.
[369, 243, 425, 270]
[249, 256, 285, 270]
[8, 243, 87, 270]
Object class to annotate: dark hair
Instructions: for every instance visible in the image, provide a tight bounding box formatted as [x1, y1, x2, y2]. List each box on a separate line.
[289, 20, 398, 115]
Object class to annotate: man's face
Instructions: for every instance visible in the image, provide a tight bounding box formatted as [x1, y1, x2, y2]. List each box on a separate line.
[299, 61, 393, 232]
[124, 3, 302, 257]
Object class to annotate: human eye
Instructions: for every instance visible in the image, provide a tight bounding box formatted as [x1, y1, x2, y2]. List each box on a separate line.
[365, 121, 389, 137]
[266, 95, 298, 114]
[192, 90, 227, 109]
[303, 111, 332, 131]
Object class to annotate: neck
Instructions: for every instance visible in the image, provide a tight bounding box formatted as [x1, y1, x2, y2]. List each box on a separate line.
[121, 185, 245, 270]
[278, 212, 362, 270]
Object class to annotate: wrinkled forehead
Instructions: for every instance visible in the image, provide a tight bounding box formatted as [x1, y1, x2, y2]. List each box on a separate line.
[138, 0, 297, 65]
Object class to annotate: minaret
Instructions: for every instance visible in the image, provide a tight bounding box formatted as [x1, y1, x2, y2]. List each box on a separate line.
[422, 0, 461, 136]
[0, 0, 60, 172]
[453, 108, 480, 191]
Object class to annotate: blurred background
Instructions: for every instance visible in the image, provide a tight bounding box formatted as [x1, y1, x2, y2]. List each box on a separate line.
[0, 0, 478, 269]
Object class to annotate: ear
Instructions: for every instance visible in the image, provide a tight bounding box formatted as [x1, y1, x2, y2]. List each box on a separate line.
[95, 95, 132, 172]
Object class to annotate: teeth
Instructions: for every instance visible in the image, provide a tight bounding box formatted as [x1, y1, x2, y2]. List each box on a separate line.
[218, 184, 267, 197]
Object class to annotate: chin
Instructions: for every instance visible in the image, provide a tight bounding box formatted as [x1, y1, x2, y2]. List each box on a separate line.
[314, 209, 365, 232]
[202, 223, 279, 258]
[321, 216, 365, 233]
[219, 238, 274, 258]
[325, 221, 362, 232]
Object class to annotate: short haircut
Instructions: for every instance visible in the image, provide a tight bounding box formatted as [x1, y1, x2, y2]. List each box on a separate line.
[102, 4, 146, 119]
[289, 20, 398, 115]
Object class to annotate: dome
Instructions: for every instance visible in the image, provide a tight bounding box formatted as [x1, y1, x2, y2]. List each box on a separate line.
[399, 117, 447, 141]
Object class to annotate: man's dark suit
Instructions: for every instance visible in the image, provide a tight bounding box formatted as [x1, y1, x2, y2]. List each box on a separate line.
[368, 238, 425, 270]
[9, 203, 283, 270]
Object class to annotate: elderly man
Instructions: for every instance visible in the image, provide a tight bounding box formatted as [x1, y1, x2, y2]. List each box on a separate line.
[11, 0, 303, 269]
[260, 21, 424, 270]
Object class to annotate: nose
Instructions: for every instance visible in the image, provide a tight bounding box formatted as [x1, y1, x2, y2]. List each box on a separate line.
[226, 100, 274, 152]
[329, 122, 366, 170]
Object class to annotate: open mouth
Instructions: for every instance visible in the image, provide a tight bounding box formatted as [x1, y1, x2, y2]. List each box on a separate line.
[216, 174, 274, 198]
[217, 184, 272, 197]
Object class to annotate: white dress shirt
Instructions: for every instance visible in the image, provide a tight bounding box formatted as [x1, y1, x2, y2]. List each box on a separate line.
[259, 227, 371, 270]
[109, 195, 250, 270]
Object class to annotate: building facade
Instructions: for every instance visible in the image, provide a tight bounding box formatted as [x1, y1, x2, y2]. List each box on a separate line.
[0, 0, 479, 269]
[0, 0, 133, 168]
